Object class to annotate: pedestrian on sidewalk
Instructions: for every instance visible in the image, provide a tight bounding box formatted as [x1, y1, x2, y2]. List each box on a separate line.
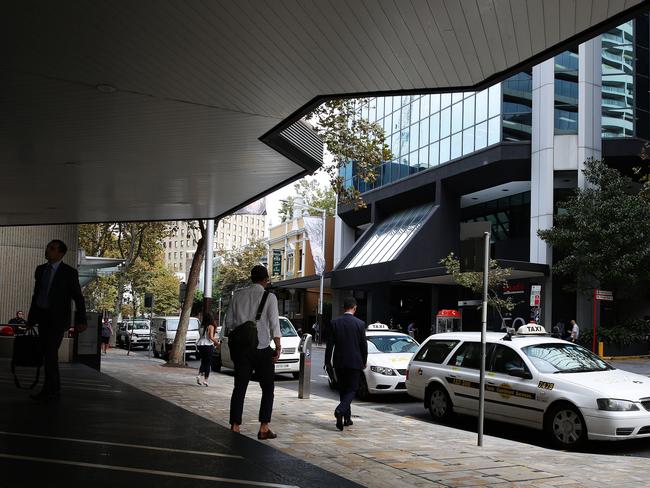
[225, 265, 281, 440]
[100, 319, 112, 354]
[27, 239, 87, 403]
[325, 296, 367, 431]
[196, 313, 218, 386]
[570, 319, 580, 343]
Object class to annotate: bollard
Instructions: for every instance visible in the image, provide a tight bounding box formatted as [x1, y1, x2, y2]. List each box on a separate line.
[298, 333, 312, 399]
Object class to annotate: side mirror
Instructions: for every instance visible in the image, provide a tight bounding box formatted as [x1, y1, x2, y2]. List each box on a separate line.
[508, 368, 532, 380]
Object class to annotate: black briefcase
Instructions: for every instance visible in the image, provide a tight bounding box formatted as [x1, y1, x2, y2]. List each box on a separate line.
[11, 328, 42, 389]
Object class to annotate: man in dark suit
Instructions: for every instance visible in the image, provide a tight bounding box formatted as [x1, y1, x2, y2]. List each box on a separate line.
[28, 240, 87, 402]
[325, 296, 367, 431]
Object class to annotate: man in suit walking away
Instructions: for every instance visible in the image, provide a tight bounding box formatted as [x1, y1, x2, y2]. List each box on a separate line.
[28, 240, 87, 402]
[325, 296, 367, 431]
[225, 265, 281, 440]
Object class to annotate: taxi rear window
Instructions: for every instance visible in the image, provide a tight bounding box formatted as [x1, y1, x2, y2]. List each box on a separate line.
[413, 340, 459, 364]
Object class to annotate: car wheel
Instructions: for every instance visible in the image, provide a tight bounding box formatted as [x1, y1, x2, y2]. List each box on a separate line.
[545, 402, 587, 449]
[292, 372, 300, 380]
[356, 375, 370, 401]
[211, 354, 222, 373]
[427, 384, 453, 421]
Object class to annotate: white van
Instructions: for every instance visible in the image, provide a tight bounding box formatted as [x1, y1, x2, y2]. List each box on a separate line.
[152, 316, 200, 360]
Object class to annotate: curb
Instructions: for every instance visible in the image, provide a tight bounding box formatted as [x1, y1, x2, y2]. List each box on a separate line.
[603, 354, 650, 360]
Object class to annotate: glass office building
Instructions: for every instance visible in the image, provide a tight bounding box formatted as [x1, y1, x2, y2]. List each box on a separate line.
[342, 18, 647, 193]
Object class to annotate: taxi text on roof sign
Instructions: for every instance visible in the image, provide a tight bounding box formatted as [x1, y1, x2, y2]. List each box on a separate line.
[516, 324, 547, 335]
[367, 322, 389, 330]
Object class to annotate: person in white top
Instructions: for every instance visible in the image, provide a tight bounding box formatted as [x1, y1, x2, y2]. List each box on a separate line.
[570, 319, 580, 343]
[224, 265, 281, 439]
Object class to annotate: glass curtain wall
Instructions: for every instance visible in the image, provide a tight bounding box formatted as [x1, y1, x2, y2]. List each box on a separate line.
[555, 49, 579, 134]
[502, 71, 533, 141]
[602, 21, 635, 138]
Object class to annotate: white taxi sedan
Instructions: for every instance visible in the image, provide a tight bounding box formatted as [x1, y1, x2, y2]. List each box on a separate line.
[327, 323, 419, 399]
[406, 325, 650, 449]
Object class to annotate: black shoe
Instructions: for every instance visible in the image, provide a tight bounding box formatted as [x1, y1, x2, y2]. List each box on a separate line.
[334, 409, 344, 431]
[344, 418, 353, 426]
[257, 429, 277, 440]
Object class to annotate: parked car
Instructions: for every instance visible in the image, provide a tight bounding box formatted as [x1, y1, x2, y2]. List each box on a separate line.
[326, 322, 420, 400]
[152, 316, 201, 360]
[117, 320, 151, 350]
[406, 323, 650, 449]
[214, 316, 301, 378]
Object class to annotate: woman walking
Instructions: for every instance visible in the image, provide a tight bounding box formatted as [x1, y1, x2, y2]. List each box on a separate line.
[196, 313, 218, 386]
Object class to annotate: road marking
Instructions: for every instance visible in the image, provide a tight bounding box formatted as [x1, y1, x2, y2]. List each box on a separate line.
[0, 431, 242, 459]
[0, 454, 299, 488]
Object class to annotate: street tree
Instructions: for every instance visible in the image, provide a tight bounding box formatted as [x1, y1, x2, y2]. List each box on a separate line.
[279, 196, 295, 223]
[215, 238, 267, 299]
[538, 158, 650, 304]
[440, 253, 515, 325]
[309, 98, 393, 209]
[294, 177, 336, 216]
[167, 220, 206, 366]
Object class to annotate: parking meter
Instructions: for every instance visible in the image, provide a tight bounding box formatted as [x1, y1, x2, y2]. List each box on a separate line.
[298, 333, 312, 399]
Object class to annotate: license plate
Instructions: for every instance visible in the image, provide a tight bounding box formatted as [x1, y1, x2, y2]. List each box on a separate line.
[275, 364, 290, 369]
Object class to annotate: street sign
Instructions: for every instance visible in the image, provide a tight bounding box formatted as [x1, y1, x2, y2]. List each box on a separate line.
[529, 285, 541, 307]
[595, 289, 613, 301]
[178, 282, 187, 302]
[272, 249, 282, 276]
[458, 300, 482, 306]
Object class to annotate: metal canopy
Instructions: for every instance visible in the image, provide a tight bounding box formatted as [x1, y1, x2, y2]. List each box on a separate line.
[2, 0, 647, 226]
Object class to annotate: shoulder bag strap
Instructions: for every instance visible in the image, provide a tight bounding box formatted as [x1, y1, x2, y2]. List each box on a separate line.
[255, 291, 270, 321]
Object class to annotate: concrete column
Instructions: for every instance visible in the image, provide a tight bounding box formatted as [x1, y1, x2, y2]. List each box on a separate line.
[577, 36, 603, 327]
[333, 214, 355, 268]
[578, 36, 603, 187]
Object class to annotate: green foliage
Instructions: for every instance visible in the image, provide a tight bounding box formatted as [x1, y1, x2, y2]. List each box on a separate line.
[279, 196, 295, 223]
[579, 319, 650, 347]
[215, 239, 267, 298]
[440, 253, 515, 320]
[294, 178, 336, 216]
[310, 98, 393, 209]
[538, 159, 650, 299]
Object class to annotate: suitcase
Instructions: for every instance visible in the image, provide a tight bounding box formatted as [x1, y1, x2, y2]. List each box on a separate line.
[11, 328, 42, 389]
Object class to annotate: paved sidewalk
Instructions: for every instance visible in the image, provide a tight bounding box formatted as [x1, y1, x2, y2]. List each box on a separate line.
[102, 349, 650, 488]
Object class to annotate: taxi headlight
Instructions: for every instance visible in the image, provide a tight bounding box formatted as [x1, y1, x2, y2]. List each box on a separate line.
[370, 366, 396, 376]
[597, 398, 640, 411]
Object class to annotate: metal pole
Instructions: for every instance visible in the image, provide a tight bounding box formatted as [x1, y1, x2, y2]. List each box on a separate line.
[478, 231, 490, 447]
[203, 219, 215, 317]
[318, 210, 326, 343]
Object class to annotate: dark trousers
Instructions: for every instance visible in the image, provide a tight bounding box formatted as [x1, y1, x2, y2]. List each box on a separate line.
[198, 345, 213, 378]
[39, 324, 66, 395]
[335, 368, 361, 419]
[229, 347, 275, 425]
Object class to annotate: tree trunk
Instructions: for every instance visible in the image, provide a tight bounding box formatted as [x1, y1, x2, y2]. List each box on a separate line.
[168, 233, 207, 365]
[111, 277, 125, 346]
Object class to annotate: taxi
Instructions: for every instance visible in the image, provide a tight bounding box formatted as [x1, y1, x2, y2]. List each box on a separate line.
[406, 324, 650, 449]
[327, 322, 419, 399]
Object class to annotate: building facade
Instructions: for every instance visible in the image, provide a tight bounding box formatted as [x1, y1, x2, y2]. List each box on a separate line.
[267, 215, 334, 334]
[332, 17, 649, 337]
[163, 215, 267, 281]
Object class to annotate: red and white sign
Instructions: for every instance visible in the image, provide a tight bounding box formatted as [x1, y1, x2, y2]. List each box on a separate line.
[529, 285, 541, 307]
[595, 289, 613, 301]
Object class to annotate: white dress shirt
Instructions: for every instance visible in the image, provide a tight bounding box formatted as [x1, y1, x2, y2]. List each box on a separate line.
[224, 283, 281, 349]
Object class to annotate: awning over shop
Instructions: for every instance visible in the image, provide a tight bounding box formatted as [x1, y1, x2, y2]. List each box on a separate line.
[77, 252, 125, 288]
[395, 261, 549, 285]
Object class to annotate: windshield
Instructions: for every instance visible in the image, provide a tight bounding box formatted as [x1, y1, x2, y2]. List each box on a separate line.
[522, 343, 613, 374]
[367, 335, 419, 354]
[166, 318, 200, 332]
[279, 318, 298, 337]
[128, 322, 149, 330]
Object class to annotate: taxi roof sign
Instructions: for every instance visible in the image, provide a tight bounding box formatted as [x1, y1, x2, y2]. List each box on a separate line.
[367, 322, 390, 330]
[516, 324, 547, 335]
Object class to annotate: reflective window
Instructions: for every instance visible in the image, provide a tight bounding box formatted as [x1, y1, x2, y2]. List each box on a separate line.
[463, 95, 475, 129]
[451, 132, 462, 160]
[344, 203, 434, 269]
[476, 89, 488, 122]
[462, 127, 474, 155]
[451, 102, 463, 134]
[440, 107, 451, 137]
[440, 137, 451, 164]
[555, 49, 579, 134]
[502, 71, 532, 141]
[488, 116, 501, 145]
[413, 340, 459, 364]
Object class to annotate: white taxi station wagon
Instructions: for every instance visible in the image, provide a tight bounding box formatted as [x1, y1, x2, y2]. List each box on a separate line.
[406, 324, 650, 448]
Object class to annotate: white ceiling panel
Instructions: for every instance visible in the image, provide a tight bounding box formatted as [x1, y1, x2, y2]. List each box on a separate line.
[1, 0, 646, 225]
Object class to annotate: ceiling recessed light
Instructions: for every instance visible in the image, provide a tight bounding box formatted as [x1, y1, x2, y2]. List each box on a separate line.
[96, 83, 117, 93]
